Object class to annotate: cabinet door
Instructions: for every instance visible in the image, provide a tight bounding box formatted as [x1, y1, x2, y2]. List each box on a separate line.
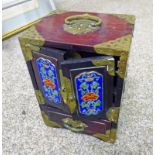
[32, 47, 68, 111]
[61, 56, 115, 120]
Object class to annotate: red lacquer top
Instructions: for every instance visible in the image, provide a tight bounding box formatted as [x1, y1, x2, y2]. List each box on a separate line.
[35, 11, 135, 50]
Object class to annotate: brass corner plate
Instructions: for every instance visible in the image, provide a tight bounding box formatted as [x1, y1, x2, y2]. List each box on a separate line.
[92, 59, 115, 76]
[41, 112, 62, 128]
[19, 26, 45, 61]
[94, 34, 132, 79]
[34, 90, 45, 104]
[106, 107, 120, 123]
[112, 14, 136, 24]
[94, 128, 117, 143]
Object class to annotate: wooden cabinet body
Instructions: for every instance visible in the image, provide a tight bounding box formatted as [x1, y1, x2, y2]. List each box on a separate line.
[19, 10, 135, 143]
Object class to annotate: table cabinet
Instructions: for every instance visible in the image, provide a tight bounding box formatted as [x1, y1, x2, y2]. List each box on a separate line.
[19, 10, 135, 143]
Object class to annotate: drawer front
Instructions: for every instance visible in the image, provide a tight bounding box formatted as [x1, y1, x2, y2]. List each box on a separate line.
[40, 105, 111, 136]
[82, 119, 111, 135]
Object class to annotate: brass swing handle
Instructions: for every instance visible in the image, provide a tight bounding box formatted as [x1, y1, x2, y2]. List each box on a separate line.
[62, 118, 88, 132]
[64, 14, 102, 27]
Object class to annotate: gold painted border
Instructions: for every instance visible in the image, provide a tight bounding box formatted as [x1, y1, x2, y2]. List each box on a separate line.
[2, 18, 41, 41]
[2, 10, 67, 40]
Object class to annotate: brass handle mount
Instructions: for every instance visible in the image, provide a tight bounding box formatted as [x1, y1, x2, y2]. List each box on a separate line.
[65, 13, 102, 27]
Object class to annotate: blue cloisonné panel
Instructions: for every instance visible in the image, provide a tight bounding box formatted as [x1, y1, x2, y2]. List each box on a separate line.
[75, 71, 103, 116]
[36, 57, 61, 104]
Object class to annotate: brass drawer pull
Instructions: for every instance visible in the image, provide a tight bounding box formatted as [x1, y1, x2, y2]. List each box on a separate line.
[63, 118, 87, 132]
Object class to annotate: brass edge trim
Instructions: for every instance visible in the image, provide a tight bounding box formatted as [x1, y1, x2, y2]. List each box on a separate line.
[41, 111, 62, 128]
[116, 52, 128, 78]
[59, 70, 76, 113]
[93, 128, 117, 143]
[106, 107, 120, 123]
[34, 90, 45, 104]
[59, 70, 67, 104]
[109, 128, 117, 143]
[93, 130, 111, 142]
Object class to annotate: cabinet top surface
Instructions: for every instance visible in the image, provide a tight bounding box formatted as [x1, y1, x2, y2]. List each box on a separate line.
[20, 10, 135, 53]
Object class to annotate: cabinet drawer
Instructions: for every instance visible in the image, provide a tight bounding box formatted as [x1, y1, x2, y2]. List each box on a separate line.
[40, 105, 111, 136]
[82, 119, 111, 135]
